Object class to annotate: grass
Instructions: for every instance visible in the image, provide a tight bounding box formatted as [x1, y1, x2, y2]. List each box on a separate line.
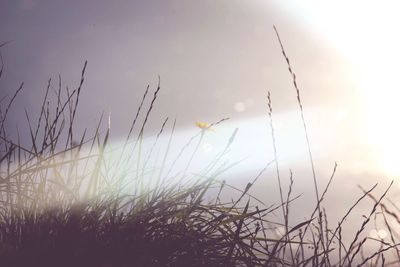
[1, 29, 400, 266]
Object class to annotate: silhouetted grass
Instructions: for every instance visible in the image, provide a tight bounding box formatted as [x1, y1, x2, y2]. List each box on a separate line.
[0, 29, 399, 267]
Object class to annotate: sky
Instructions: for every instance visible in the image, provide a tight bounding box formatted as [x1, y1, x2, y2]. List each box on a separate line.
[2, 0, 400, 230]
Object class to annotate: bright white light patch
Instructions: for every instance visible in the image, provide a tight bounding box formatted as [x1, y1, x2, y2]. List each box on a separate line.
[201, 143, 214, 153]
[276, 0, 400, 177]
[369, 229, 388, 240]
[234, 102, 246, 113]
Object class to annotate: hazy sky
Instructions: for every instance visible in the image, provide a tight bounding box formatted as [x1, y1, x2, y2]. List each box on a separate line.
[1, 0, 352, 128]
[2, 0, 400, 226]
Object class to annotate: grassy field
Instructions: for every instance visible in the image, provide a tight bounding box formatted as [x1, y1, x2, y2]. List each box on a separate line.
[1, 34, 400, 266]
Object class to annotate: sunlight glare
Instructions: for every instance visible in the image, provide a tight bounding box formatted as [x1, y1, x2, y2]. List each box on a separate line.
[281, 0, 400, 178]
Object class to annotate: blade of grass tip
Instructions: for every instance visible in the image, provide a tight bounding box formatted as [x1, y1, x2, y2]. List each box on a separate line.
[42, 99, 50, 147]
[202, 127, 239, 176]
[112, 84, 151, 174]
[46, 90, 76, 146]
[0, 41, 12, 78]
[141, 117, 168, 180]
[295, 162, 337, 259]
[48, 76, 64, 151]
[153, 119, 176, 197]
[126, 84, 150, 144]
[208, 117, 230, 128]
[267, 92, 286, 213]
[33, 79, 51, 142]
[181, 130, 204, 179]
[203, 160, 273, 206]
[24, 109, 38, 155]
[356, 242, 400, 267]
[65, 128, 87, 188]
[135, 134, 144, 196]
[67, 60, 88, 147]
[1, 82, 24, 125]
[0, 50, 4, 79]
[267, 90, 294, 263]
[215, 180, 225, 205]
[381, 211, 400, 263]
[65, 85, 74, 148]
[181, 117, 229, 180]
[327, 183, 378, 250]
[144, 148, 161, 193]
[165, 130, 202, 178]
[268, 218, 314, 262]
[345, 181, 394, 266]
[0, 40, 13, 48]
[286, 170, 297, 264]
[82, 113, 104, 175]
[273, 24, 324, 244]
[85, 124, 109, 199]
[130, 77, 162, 174]
[192, 161, 266, 206]
[54, 74, 62, 117]
[137, 76, 161, 139]
[49, 118, 66, 153]
[359, 185, 400, 226]
[230, 162, 272, 210]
